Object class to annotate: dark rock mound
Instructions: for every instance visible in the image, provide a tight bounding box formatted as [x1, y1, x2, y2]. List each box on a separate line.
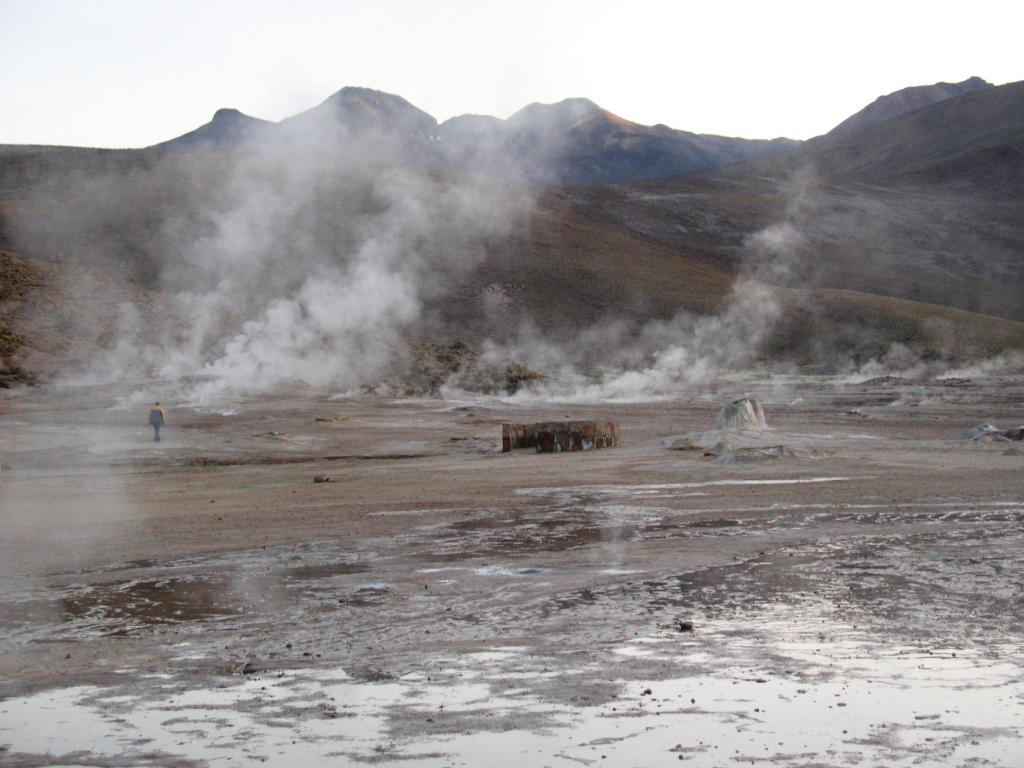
[397, 340, 544, 396]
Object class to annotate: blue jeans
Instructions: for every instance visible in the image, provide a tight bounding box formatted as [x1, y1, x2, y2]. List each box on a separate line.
[152, 423, 161, 442]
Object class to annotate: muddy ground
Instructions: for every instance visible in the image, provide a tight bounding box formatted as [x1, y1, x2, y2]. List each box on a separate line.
[1, 375, 1023, 766]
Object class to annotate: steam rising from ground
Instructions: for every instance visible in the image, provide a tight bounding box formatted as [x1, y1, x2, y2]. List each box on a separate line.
[13, 120, 532, 402]
[464, 180, 813, 402]
[472, 276, 786, 402]
[845, 345, 1024, 383]
[9, 132, 1020, 404]
[170, 151, 528, 402]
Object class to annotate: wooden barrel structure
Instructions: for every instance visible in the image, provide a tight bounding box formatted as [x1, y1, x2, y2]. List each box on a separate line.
[502, 420, 619, 453]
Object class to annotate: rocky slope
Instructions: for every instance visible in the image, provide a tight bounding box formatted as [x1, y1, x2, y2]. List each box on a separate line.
[568, 79, 1024, 321]
[800, 79, 1024, 186]
[826, 76, 993, 137]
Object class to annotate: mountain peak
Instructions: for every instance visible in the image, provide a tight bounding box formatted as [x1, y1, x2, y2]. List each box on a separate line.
[508, 97, 601, 126]
[300, 86, 437, 136]
[325, 85, 406, 105]
[211, 107, 247, 122]
[157, 107, 270, 148]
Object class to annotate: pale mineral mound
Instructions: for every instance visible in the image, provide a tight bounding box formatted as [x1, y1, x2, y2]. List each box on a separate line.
[714, 397, 767, 431]
[665, 396, 770, 452]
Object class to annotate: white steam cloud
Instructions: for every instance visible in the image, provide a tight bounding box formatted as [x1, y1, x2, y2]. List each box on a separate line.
[25, 116, 533, 402]
[10, 124, 1018, 406]
[462, 185, 812, 402]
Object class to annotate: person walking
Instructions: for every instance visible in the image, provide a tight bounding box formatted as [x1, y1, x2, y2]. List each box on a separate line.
[149, 402, 166, 443]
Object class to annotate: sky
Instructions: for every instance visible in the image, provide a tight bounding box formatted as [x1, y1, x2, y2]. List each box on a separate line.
[2, 0, 1022, 148]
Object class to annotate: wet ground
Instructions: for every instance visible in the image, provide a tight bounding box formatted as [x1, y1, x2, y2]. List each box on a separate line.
[1, 375, 1023, 765]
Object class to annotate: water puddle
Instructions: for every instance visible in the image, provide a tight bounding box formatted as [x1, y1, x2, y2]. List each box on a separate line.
[2, 621, 1021, 767]
[518, 477, 860, 502]
[60, 576, 243, 635]
[2, 492, 1022, 766]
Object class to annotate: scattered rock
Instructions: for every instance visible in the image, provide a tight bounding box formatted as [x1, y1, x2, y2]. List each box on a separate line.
[955, 424, 1023, 442]
[688, 519, 741, 528]
[349, 666, 395, 682]
[709, 444, 828, 465]
[860, 375, 907, 387]
[0, 365, 35, 389]
[666, 428, 778, 454]
[957, 424, 1004, 441]
[667, 438, 705, 451]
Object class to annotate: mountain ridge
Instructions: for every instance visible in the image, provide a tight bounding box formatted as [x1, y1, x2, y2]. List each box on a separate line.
[157, 107, 273, 148]
[149, 88, 802, 183]
[826, 76, 993, 137]
[2, 73, 1023, 385]
[742, 78, 1024, 190]
[14, 77, 1011, 187]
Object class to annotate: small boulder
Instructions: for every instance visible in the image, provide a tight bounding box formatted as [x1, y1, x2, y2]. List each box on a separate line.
[957, 424, 1009, 442]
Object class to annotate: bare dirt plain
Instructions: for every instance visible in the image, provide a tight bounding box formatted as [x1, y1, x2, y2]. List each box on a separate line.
[1, 375, 1023, 767]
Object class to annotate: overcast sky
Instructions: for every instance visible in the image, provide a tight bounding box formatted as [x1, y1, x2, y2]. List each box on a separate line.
[2, 0, 1022, 148]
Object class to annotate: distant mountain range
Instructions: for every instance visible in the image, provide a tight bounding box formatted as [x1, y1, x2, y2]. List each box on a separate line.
[154, 77, 1008, 185]
[2, 75, 1023, 379]
[157, 86, 801, 184]
[567, 76, 1024, 322]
